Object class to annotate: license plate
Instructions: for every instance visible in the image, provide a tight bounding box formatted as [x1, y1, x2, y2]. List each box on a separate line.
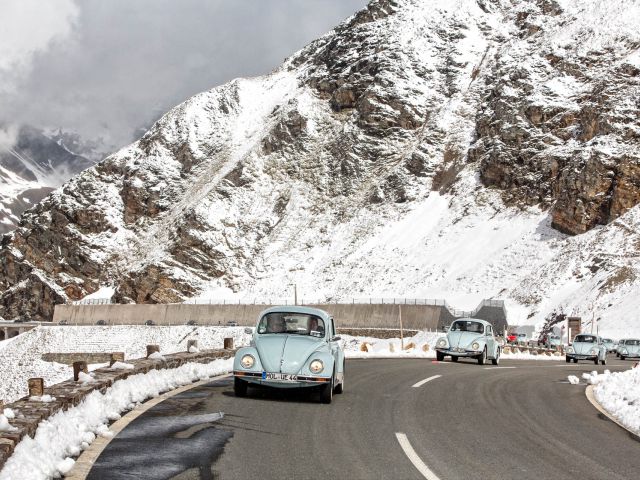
[263, 372, 298, 381]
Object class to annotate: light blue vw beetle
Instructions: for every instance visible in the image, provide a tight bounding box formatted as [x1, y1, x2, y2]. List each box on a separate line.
[233, 306, 345, 403]
[435, 318, 500, 365]
[618, 339, 640, 360]
[565, 334, 607, 365]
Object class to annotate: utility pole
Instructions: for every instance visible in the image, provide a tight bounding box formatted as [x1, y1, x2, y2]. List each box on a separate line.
[290, 283, 298, 306]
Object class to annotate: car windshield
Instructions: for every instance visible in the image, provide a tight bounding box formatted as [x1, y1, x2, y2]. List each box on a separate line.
[450, 321, 484, 333]
[257, 313, 325, 337]
[574, 335, 596, 343]
[603, 339, 613, 343]
[550, 336, 560, 340]
[626, 340, 640, 346]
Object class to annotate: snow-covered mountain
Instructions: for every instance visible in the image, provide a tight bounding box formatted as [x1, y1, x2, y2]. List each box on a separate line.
[0, 126, 95, 234]
[0, 0, 639, 337]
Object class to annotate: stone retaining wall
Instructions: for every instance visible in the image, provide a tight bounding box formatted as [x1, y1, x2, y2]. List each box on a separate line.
[0, 348, 235, 471]
[337, 328, 420, 339]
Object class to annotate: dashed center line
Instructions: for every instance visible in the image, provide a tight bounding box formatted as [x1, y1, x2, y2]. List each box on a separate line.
[395, 432, 440, 480]
[412, 375, 442, 388]
[484, 366, 517, 370]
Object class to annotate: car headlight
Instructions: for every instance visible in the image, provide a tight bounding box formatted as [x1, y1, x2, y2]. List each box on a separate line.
[240, 354, 255, 368]
[472, 342, 480, 350]
[437, 338, 447, 348]
[309, 359, 324, 374]
[589, 349, 597, 355]
[621, 349, 628, 355]
[567, 347, 574, 353]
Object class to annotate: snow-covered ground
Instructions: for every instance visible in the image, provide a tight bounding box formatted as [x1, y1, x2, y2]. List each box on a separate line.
[0, 326, 251, 403]
[582, 366, 640, 435]
[0, 358, 233, 480]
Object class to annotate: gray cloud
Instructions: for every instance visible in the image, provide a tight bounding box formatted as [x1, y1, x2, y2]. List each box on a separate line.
[0, 0, 368, 156]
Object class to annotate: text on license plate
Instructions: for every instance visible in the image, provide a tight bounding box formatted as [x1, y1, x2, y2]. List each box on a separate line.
[263, 372, 298, 381]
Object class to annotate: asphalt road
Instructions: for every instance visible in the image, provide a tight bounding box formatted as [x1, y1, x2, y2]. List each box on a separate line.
[86, 357, 639, 480]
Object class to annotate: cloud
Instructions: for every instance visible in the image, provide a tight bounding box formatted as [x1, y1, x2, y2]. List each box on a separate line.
[0, 0, 79, 95]
[0, 0, 368, 155]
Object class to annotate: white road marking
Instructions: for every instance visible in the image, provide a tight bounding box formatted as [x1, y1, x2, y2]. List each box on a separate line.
[395, 433, 440, 480]
[484, 367, 516, 370]
[412, 375, 442, 388]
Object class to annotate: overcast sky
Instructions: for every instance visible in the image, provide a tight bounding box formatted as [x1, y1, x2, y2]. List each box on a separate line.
[0, 0, 368, 154]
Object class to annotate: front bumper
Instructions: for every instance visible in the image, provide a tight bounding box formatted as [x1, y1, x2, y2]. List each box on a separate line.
[233, 371, 331, 388]
[619, 352, 640, 358]
[566, 353, 598, 360]
[436, 348, 482, 357]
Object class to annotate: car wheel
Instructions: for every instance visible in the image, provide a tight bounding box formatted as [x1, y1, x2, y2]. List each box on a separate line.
[601, 358, 606, 366]
[234, 377, 248, 397]
[334, 363, 344, 394]
[492, 348, 500, 365]
[320, 373, 334, 404]
[436, 351, 445, 362]
[477, 348, 486, 365]
[573, 358, 578, 364]
[451, 355, 458, 362]
[620, 355, 626, 360]
[593, 358, 599, 365]
[565, 356, 570, 363]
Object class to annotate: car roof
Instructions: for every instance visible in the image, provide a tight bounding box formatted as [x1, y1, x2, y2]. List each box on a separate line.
[258, 306, 333, 322]
[452, 317, 492, 326]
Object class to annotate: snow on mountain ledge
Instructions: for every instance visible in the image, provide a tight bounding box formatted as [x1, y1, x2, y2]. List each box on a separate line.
[0, 0, 638, 336]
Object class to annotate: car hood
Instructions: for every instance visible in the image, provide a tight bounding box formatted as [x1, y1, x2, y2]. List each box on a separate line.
[573, 342, 599, 355]
[446, 331, 484, 349]
[255, 335, 326, 374]
[622, 344, 640, 353]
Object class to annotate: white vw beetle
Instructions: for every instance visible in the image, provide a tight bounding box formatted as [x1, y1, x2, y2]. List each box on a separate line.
[618, 339, 640, 360]
[435, 318, 501, 365]
[565, 334, 607, 365]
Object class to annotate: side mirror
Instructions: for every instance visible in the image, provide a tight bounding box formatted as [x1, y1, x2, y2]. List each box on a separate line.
[330, 336, 341, 342]
[244, 327, 253, 335]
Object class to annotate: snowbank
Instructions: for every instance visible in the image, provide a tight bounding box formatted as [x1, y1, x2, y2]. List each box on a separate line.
[586, 366, 640, 435]
[0, 358, 233, 480]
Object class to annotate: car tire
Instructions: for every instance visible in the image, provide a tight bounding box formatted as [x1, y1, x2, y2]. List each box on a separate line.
[451, 355, 458, 362]
[436, 351, 445, 362]
[321, 373, 334, 404]
[334, 363, 344, 394]
[573, 359, 578, 364]
[234, 377, 248, 397]
[601, 358, 606, 365]
[565, 356, 570, 363]
[593, 358, 599, 365]
[477, 348, 486, 365]
[492, 348, 500, 365]
[620, 355, 626, 360]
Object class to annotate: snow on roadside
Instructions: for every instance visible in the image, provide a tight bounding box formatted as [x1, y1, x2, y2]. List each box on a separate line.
[0, 326, 251, 403]
[341, 332, 563, 361]
[585, 365, 640, 435]
[0, 358, 233, 480]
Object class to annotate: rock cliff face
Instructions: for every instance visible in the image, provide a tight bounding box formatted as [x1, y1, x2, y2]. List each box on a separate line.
[0, 0, 639, 334]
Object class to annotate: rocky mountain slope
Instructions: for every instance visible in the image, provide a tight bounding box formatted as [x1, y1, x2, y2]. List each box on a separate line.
[0, 126, 95, 234]
[0, 0, 638, 336]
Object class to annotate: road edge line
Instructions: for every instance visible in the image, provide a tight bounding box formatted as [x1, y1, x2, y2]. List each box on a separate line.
[585, 384, 640, 442]
[395, 432, 440, 480]
[412, 375, 442, 388]
[65, 373, 231, 480]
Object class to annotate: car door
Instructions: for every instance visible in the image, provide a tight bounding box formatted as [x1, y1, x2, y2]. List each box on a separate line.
[328, 317, 344, 376]
[486, 325, 496, 358]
